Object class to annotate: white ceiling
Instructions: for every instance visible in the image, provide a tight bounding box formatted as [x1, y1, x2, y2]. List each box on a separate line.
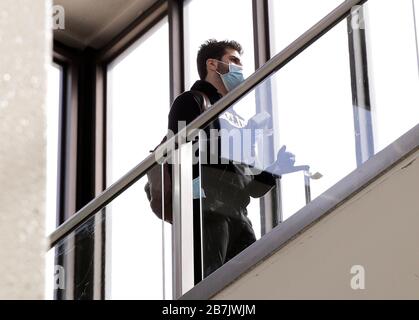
[53, 0, 158, 49]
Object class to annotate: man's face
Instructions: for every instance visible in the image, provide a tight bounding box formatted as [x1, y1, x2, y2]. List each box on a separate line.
[217, 48, 242, 74]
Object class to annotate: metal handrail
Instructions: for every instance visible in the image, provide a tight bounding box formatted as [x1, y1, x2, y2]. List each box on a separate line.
[48, 0, 367, 249]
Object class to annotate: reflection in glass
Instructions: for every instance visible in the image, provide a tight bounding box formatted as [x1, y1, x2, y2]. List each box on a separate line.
[197, 100, 279, 279]
[193, 16, 360, 279]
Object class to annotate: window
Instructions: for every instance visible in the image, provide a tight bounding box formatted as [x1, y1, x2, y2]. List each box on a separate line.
[365, 0, 419, 151]
[106, 17, 170, 299]
[183, 0, 255, 90]
[269, 0, 342, 55]
[45, 62, 63, 299]
[270, 18, 356, 220]
[107, 18, 170, 185]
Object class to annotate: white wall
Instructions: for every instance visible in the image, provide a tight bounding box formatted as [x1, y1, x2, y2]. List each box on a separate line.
[214, 149, 419, 299]
[0, 0, 50, 299]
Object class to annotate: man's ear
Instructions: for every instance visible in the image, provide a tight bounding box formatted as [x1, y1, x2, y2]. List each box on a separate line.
[206, 59, 217, 72]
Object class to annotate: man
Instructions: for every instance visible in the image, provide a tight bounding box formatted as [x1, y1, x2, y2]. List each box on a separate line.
[168, 39, 288, 279]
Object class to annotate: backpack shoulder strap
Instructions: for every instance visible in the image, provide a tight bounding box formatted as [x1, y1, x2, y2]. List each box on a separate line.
[190, 90, 211, 112]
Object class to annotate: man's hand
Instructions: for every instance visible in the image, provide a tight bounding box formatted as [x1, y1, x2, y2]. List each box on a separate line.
[266, 145, 309, 176]
[277, 145, 295, 167]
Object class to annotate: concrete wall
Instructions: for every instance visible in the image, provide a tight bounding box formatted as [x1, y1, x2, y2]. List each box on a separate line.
[214, 149, 419, 299]
[0, 0, 50, 299]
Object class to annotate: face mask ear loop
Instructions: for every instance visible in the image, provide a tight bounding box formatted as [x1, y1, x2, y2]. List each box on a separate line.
[214, 62, 228, 91]
[214, 60, 229, 82]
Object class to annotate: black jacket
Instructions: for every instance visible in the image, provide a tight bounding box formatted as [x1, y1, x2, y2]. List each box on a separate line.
[168, 80, 277, 211]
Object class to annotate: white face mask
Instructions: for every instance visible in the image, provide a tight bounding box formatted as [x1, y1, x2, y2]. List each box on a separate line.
[215, 60, 245, 91]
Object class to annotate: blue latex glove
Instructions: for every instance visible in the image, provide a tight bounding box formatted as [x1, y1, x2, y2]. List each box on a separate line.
[266, 145, 309, 176]
[192, 177, 206, 199]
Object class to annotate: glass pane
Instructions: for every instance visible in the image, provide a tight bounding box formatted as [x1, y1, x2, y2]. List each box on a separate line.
[415, 0, 419, 44]
[49, 162, 172, 300]
[105, 18, 171, 299]
[269, 0, 342, 54]
[45, 62, 62, 300]
[46, 63, 62, 236]
[45, 247, 56, 300]
[273, 18, 356, 220]
[107, 17, 170, 186]
[364, 0, 419, 152]
[193, 16, 357, 279]
[106, 168, 171, 300]
[183, 0, 255, 89]
[231, 92, 262, 239]
[197, 106, 278, 279]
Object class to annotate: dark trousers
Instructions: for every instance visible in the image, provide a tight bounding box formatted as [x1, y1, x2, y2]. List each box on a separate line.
[193, 199, 256, 283]
[202, 210, 256, 278]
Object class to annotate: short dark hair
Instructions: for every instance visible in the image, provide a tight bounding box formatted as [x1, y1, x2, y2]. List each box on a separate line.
[196, 39, 243, 80]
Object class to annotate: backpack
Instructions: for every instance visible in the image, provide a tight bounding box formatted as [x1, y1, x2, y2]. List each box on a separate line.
[144, 90, 210, 224]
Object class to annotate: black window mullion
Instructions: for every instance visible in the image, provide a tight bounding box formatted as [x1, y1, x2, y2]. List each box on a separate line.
[168, 0, 185, 103]
[253, 0, 283, 234]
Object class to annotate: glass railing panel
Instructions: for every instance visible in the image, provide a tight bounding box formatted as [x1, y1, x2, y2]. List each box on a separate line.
[194, 13, 358, 281]
[272, 14, 358, 218]
[48, 161, 172, 300]
[191, 0, 419, 283]
[105, 167, 172, 300]
[45, 243, 57, 300]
